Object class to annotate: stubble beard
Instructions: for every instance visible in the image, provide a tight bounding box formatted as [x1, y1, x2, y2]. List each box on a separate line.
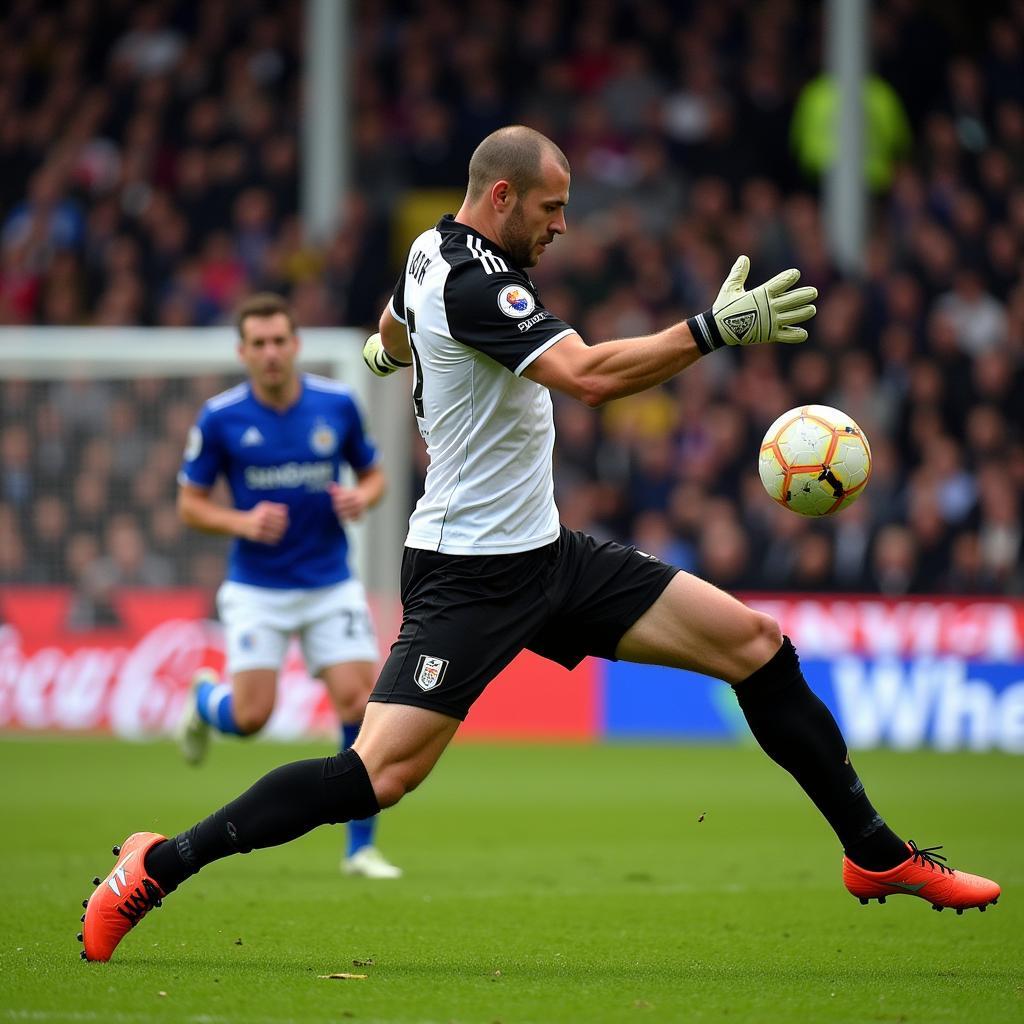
[499, 201, 537, 268]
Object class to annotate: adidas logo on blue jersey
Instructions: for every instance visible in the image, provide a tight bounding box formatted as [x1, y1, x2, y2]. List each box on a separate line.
[240, 426, 264, 447]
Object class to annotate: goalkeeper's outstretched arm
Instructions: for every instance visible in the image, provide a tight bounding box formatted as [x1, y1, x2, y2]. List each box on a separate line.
[524, 256, 817, 407]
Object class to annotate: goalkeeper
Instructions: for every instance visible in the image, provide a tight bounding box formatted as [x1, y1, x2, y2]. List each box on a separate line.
[81, 125, 999, 963]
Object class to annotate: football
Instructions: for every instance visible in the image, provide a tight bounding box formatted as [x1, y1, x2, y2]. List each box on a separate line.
[758, 404, 872, 516]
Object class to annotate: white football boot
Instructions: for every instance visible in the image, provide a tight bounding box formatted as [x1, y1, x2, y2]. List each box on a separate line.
[175, 668, 217, 765]
[342, 846, 403, 879]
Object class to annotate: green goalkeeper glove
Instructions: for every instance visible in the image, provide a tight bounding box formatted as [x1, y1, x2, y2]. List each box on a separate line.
[362, 332, 411, 376]
[686, 255, 818, 354]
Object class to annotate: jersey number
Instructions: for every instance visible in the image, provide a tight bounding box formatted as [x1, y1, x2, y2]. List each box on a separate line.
[405, 307, 424, 418]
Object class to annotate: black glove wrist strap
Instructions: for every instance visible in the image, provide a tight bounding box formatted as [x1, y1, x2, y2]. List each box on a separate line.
[375, 347, 412, 371]
[685, 309, 725, 355]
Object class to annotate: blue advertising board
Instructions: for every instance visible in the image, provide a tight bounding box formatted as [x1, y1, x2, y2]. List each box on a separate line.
[603, 656, 1024, 752]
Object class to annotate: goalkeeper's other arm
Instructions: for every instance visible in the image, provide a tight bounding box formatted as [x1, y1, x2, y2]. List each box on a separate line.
[364, 305, 413, 376]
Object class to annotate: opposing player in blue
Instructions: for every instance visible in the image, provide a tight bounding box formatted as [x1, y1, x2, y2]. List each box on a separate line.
[174, 292, 401, 880]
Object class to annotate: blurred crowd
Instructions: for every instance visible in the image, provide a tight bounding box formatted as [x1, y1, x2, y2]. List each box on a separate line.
[1, 0, 1023, 608]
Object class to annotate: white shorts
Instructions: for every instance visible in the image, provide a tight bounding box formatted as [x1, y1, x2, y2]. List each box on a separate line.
[216, 579, 380, 676]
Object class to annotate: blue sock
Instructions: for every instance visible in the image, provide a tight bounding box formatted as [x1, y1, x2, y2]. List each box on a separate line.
[341, 721, 376, 855]
[342, 722, 361, 750]
[195, 681, 246, 736]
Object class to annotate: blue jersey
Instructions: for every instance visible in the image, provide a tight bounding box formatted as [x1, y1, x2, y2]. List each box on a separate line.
[179, 373, 377, 589]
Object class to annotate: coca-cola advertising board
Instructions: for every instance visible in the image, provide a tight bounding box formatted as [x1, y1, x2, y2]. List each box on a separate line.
[0, 587, 596, 740]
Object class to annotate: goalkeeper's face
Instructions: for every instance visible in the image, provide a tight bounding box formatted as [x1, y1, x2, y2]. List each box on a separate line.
[238, 312, 300, 394]
[498, 158, 569, 268]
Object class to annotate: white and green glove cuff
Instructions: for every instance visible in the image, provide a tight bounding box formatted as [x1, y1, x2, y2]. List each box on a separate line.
[363, 332, 412, 377]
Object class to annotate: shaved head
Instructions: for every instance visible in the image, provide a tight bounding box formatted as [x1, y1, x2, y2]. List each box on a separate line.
[466, 125, 569, 202]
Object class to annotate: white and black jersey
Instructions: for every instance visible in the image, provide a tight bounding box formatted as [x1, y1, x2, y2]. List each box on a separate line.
[389, 214, 576, 555]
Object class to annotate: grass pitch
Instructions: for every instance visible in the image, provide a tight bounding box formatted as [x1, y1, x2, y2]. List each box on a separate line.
[0, 737, 1021, 1024]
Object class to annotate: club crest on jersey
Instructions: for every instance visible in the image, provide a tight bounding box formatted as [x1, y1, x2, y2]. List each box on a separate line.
[498, 286, 536, 319]
[414, 654, 449, 691]
[309, 420, 337, 456]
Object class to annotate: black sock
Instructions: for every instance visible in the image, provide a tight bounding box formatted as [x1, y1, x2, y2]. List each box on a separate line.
[734, 637, 908, 871]
[145, 748, 380, 892]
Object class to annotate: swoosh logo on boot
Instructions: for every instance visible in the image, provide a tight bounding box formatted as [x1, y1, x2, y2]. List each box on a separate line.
[887, 880, 926, 892]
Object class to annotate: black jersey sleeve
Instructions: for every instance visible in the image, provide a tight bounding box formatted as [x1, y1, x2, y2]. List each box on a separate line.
[443, 263, 576, 376]
[388, 270, 407, 324]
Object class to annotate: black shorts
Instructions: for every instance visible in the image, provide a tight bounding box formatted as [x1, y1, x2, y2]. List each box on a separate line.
[369, 526, 679, 720]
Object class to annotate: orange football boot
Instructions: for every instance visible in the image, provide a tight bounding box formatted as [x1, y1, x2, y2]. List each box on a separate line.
[843, 840, 1000, 914]
[79, 832, 167, 961]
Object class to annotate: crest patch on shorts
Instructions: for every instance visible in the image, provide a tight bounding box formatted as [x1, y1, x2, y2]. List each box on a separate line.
[414, 655, 449, 691]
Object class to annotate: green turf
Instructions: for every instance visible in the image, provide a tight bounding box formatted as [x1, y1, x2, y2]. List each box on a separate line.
[0, 737, 1020, 1024]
